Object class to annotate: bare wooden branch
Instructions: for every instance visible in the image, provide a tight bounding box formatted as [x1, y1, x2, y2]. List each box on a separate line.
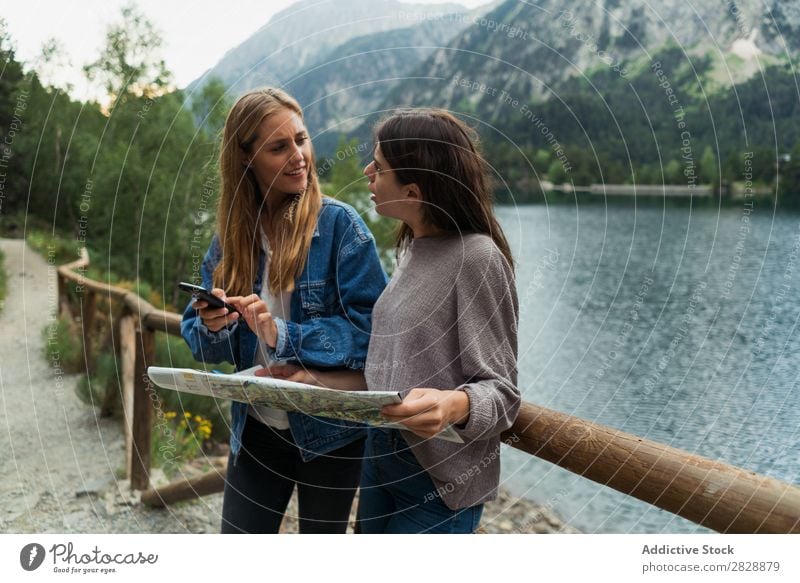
[141, 466, 226, 508]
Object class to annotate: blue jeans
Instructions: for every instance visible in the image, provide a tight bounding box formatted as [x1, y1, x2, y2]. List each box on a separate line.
[356, 428, 483, 534]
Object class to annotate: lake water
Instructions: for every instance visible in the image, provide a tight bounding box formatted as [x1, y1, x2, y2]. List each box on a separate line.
[496, 202, 800, 533]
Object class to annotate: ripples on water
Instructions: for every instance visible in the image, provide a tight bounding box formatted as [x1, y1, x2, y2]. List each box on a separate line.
[496, 202, 800, 533]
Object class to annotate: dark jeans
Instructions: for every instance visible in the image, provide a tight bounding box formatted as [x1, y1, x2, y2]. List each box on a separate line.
[221, 415, 364, 534]
[356, 428, 483, 534]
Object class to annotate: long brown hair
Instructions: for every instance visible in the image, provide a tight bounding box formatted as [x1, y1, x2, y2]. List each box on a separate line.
[214, 87, 321, 295]
[374, 109, 514, 269]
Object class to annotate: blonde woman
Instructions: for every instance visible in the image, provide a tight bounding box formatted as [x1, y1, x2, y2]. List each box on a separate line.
[181, 88, 386, 533]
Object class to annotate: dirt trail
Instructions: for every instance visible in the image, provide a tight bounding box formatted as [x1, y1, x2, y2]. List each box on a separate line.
[0, 238, 222, 533]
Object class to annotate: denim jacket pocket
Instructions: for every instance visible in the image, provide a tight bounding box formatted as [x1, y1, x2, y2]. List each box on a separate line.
[298, 279, 333, 315]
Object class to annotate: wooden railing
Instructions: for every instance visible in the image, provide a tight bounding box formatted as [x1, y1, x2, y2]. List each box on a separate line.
[56, 250, 800, 533]
[57, 249, 181, 490]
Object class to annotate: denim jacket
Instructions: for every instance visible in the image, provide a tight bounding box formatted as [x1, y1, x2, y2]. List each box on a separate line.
[181, 198, 388, 462]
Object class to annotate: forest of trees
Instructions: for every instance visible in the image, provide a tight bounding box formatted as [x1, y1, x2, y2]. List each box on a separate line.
[0, 6, 231, 306]
[481, 46, 800, 205]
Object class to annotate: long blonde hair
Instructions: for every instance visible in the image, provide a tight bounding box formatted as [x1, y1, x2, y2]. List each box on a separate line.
[214, 87, 321, 295]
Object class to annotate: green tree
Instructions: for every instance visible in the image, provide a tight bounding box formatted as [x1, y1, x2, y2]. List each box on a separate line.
[0, 19, 27, 219]
[34, 37, 74, 94]
[751, 146, 779, 184]
[0, 19, 24, 129]
[80, 4, 210, 300]
[699, 145, 719, 187]
[0, 22, 104, 228]
[778, 143, 800, 207]
[634, 164, 658, 184]
[326, 137, 395, 272]
[547, 159, 567, 184]
[664, 159, 683, 183]
[533, 148, 551, 170]
[17, 74, 103, 230]
[83, 0, 171, 108]
[191, 77, 230, 142]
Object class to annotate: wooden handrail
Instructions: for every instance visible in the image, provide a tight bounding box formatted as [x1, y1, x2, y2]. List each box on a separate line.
[143, 309, 183, 336]
[59, 247, 90, 272]
[502, 403, 800, 533]
[57, 248, 800, 533]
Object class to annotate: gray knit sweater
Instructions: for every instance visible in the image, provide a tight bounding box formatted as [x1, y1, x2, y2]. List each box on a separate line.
[365, 233, 520, 510]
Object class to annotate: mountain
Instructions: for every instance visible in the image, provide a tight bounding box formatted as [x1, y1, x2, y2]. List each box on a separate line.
[186, 0, 467, 96]
[285, 3, 501, 152]
[370, 0, 799, 117]
[338, 0, 800, 198]
[185, 0, 800, 200]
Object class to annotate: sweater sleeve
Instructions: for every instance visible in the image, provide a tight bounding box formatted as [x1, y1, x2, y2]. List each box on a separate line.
[453, 240, 521, 441]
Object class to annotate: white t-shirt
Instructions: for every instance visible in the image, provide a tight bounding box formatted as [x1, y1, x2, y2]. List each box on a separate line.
[247, 231, 293, 429]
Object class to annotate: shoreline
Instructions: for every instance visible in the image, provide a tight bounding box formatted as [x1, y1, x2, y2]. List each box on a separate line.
[272, 484, 580, 534]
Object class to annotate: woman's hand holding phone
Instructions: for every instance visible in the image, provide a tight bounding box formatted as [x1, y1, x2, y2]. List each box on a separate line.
[195, 288, 240, 332]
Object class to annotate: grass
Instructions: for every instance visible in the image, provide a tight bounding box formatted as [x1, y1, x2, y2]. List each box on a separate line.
[26, 228, 83, 267]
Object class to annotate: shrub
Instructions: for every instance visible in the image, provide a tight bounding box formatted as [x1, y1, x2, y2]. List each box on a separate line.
[41, 313, 84, 374]
[75, 352, 121, 417]
[151, 332, 232, 443]
[150, 410, 214, 477]
[26, 229, 81, 266]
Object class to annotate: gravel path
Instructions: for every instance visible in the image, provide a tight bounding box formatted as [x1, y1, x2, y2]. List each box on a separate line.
[0, 237, 576, 534]
[0, 238, 222, 533]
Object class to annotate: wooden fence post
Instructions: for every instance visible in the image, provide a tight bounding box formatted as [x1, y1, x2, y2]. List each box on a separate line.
[56, 272, 65, 317]
[120, 313, 154, 490]
[120, 314, 136, 486]
[131, 324, 154, 490]
[81, 290, 97, 374]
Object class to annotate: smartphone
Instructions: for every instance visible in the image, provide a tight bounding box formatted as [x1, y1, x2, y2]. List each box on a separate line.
[178, 282, 242, 315]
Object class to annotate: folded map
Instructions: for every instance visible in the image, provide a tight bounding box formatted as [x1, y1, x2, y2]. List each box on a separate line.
[146, 365, 463, 443]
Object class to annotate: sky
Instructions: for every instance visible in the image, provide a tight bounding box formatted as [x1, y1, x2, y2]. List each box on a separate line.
[2, 0, 492, 100]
